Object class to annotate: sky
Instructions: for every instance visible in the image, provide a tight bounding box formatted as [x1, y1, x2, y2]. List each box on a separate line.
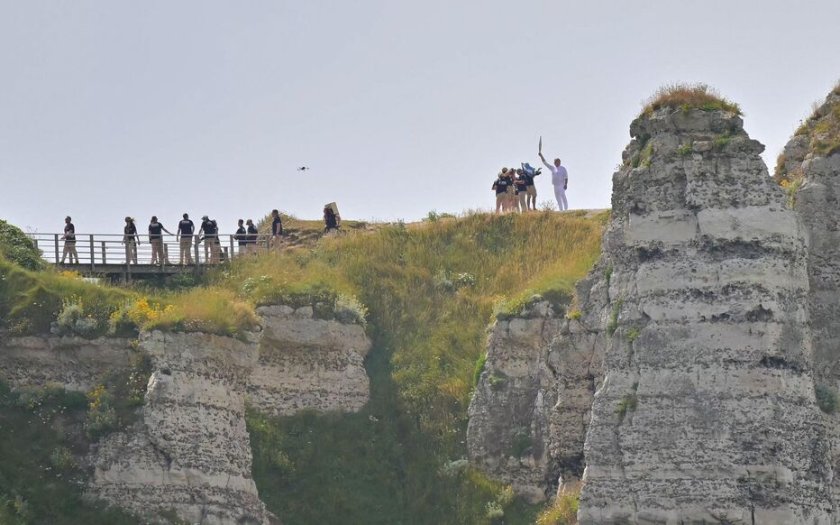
[2, 0, 839, 235]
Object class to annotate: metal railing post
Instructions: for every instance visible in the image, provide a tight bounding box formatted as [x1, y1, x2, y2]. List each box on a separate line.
[89, 234, 95, 271]
[54, 234, 59, 265]
[101, 241, 107, 264]
[229, 235, 234, 261]
[194, 240, 200, 267]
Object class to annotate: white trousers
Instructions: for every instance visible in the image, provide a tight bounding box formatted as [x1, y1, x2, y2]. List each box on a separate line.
[554, 185, 568, 211]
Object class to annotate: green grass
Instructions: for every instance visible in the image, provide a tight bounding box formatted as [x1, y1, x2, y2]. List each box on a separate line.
[780, 85, 840, 185]
[0, 220, 43, 271]
[1, 211, 605, 522]
[641, 83, 742, 117]
[535, 484, 580, 525]
[0, 382, 140, 525]
[238, 211, 605, 524]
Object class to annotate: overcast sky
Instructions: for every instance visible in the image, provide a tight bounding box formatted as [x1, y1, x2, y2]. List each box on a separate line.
[2, 1, 839, 234]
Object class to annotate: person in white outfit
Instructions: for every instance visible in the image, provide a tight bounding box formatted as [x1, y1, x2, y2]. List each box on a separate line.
[539, 152, 568, 211]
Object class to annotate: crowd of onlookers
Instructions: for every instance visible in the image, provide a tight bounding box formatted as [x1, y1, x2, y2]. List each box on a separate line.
[58, 207, 342, 266]
[492, 151, 569, 213]
[55, 154, 570, 267]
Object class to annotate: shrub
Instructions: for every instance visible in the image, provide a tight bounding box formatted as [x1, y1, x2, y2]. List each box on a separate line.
[0, 219, 43, 271]
[56, 296, 103, 337]
[334, 294, 367, 326]
[536, 484, 581, 525]
[85, 385, 118, 440]
[677, 142, 693, 156]
[641, 83, 742, 116]
[713, 133, 732, 150]
[606, 299, 622, 336]
[815, 384, 838, 414]
[473, 352, 487, 388]
[49, 446, 77, 472]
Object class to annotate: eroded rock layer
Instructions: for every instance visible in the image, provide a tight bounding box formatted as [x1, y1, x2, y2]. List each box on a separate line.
[579, 108, 832, 524]
[467, 285, 608, 503]
[783, 86, 840, 511]
[0, 335, 133, 391]
[0, 303, 373, 524]
[90, 331, 270, 525]
[248, 305, 371, 416]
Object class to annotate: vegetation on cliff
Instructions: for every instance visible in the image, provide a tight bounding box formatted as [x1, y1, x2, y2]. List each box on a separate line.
[641, 83, 741, 117]
[238, 211, 605, 524]
[1, 211, 605, 523]
[0, 221, 43, 272]
[774, 82, 840, 193]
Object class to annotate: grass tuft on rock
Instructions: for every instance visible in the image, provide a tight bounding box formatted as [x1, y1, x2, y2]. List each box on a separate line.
[641, 83, 742, 117]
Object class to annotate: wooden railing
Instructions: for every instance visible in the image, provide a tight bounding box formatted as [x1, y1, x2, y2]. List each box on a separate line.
[27, 233, 275, 270]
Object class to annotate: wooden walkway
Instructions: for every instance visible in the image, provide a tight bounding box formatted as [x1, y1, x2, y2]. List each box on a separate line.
[29, 233, 273, 279]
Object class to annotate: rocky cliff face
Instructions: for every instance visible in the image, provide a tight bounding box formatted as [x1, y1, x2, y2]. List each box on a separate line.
[90, 330, 271, 525]
[468, 102, 839, 523]
[467, 287, 608, 503]
[248, 305, 371, 416]
[0, 335, 134, 391]
[782, 85, 840, 512]
[0, 303, 372, 524]
[578, 107, 832, 524]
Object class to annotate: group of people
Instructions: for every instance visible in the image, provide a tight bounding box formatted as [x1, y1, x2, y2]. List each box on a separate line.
[492, 151, 569, 213]
[121, 213, 266, 266]
[59, 206, 342, 266]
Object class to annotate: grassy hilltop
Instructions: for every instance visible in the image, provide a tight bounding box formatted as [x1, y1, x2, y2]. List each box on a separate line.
[0, 211, 606, 524]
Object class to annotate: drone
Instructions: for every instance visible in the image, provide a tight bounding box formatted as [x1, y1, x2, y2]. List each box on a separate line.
[297, 166, 310, 172]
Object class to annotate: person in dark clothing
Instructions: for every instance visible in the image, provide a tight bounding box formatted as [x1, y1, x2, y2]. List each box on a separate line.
[270, 209, 283, 247]
[123, 216, 140, 264]
[148, 216, 172, 266]
[324, 206, 339, 233]
[245, 219, 259, 254]
[234, 219, 248, 255]
[199, 215, 220, 263]
[491, 169, 511, 214]
[60, 216, 78, 264]
[521, 162, 541, 211]
[177, 213, 195, 265]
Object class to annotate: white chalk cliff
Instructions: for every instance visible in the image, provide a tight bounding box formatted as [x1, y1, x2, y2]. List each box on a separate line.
[0, 304, 371, 524]
[469, 98, 840, 524]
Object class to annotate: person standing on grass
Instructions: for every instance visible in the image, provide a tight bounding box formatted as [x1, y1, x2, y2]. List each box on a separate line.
[492, 169, 511, 214]
[177, 213, 195, 265]
[270, 209, 283, 247]
[514, 169, 528, 213]
[246, 219, 259, 254]
[148, 216, 172, 266]
[60, 216, 78, 264]
[123, 217, 139, 265]
[199, 215, 220, 264]
[521, 163, 540, 211]
[539, 152, 569, 211]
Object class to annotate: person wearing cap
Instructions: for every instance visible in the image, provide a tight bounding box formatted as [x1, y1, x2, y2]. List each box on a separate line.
[199, 215, 220, 263]
[123, 217, 140, 264]
[60, 216, 78, 264]
[177, 213, 195, 265]
[148, 216, 172, 266]
[539, 152, 569, 211]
